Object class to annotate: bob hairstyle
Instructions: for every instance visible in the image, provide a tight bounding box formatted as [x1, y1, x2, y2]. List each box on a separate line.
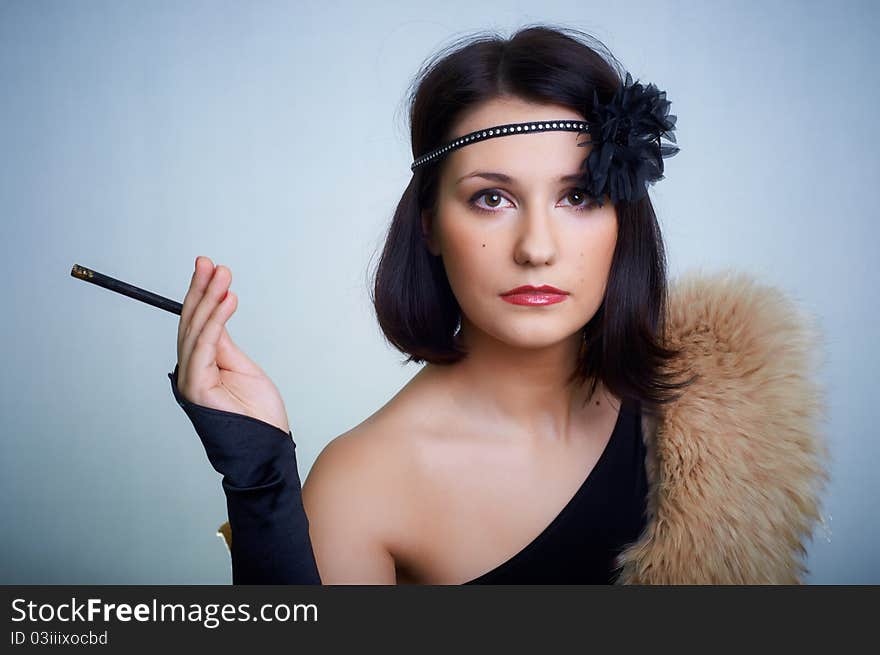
[371, 24, 698, 418]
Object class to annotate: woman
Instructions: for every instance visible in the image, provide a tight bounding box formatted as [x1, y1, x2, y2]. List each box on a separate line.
[169, 25, 829, 584]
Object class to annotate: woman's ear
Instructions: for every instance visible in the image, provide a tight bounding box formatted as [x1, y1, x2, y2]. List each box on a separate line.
[421, 209, 440, 257]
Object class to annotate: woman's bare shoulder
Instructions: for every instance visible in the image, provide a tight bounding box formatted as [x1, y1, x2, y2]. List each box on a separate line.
[326, 363, 449, 455]
[302, 408, 420, 506]
[299, 415, 406, 582]
[300, 366, 444, 549]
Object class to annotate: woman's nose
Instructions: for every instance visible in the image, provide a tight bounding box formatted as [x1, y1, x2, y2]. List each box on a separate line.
[513, 208, 557, 266]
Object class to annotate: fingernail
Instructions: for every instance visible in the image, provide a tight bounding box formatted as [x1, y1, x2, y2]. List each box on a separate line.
[195, 256, 200, 268]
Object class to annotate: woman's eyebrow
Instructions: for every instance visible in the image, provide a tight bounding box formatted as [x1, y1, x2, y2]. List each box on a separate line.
[455, 171, 583, 185]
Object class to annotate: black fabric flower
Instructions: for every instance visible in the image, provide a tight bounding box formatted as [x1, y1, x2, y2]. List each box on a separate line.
[578, 71, 679, 205]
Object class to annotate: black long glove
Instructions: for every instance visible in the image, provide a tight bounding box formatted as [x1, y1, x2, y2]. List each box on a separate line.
[168, 364, 322, 584]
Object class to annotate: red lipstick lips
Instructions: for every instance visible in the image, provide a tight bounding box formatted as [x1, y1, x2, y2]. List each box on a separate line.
[500, 284, 569, 306]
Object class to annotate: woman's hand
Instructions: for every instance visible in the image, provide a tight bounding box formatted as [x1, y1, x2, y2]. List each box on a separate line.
[175, 256, 291, 435]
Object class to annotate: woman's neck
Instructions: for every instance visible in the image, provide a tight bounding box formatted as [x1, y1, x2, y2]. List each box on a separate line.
[425, 324, 612, 444]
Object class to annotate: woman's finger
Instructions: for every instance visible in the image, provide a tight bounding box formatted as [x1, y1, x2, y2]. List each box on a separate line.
[181, 265, 232, 369]
[178, 256, 214, 354]
[216, 319, 263, 376]
[187, 288, 238, 381]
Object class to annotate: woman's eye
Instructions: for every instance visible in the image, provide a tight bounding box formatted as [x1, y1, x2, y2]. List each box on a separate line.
[468, 188, 599, 214]
[469, 190, 513, 213]
[564, 189, 600, 211]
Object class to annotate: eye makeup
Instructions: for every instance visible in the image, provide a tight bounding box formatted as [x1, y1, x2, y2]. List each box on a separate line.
[466, 187, 600, 215]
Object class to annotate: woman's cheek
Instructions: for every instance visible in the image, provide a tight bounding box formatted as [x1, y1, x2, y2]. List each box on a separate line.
[449, 250, 496, 321]
[444, 226, 487, 278]
[450, 257, 487, 310]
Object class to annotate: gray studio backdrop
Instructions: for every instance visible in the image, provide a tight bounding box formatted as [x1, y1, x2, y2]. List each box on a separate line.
[1, 0, 876, 583]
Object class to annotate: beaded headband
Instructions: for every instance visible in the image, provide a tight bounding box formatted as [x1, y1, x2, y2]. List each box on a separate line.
[410, 72, 679, 205]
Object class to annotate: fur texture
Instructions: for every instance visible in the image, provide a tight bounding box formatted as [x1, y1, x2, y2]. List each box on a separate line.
[614, 267, 831, 583]
[215, 268, 832, 584]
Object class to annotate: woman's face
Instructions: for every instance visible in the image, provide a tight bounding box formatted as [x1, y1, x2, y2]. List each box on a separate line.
[422, 95, 618, 351]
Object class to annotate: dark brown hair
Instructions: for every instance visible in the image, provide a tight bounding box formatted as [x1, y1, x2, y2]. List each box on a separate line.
[370, 23, 697, 417]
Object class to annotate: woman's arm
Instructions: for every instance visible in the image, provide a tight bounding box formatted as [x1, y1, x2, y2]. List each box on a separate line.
[169, 363, 321, 584]
[301, 434, 399, 584]
[169, 363, 399, 584]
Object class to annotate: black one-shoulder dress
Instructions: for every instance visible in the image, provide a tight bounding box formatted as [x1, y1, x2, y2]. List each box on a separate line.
[462, 400, 649, 584]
